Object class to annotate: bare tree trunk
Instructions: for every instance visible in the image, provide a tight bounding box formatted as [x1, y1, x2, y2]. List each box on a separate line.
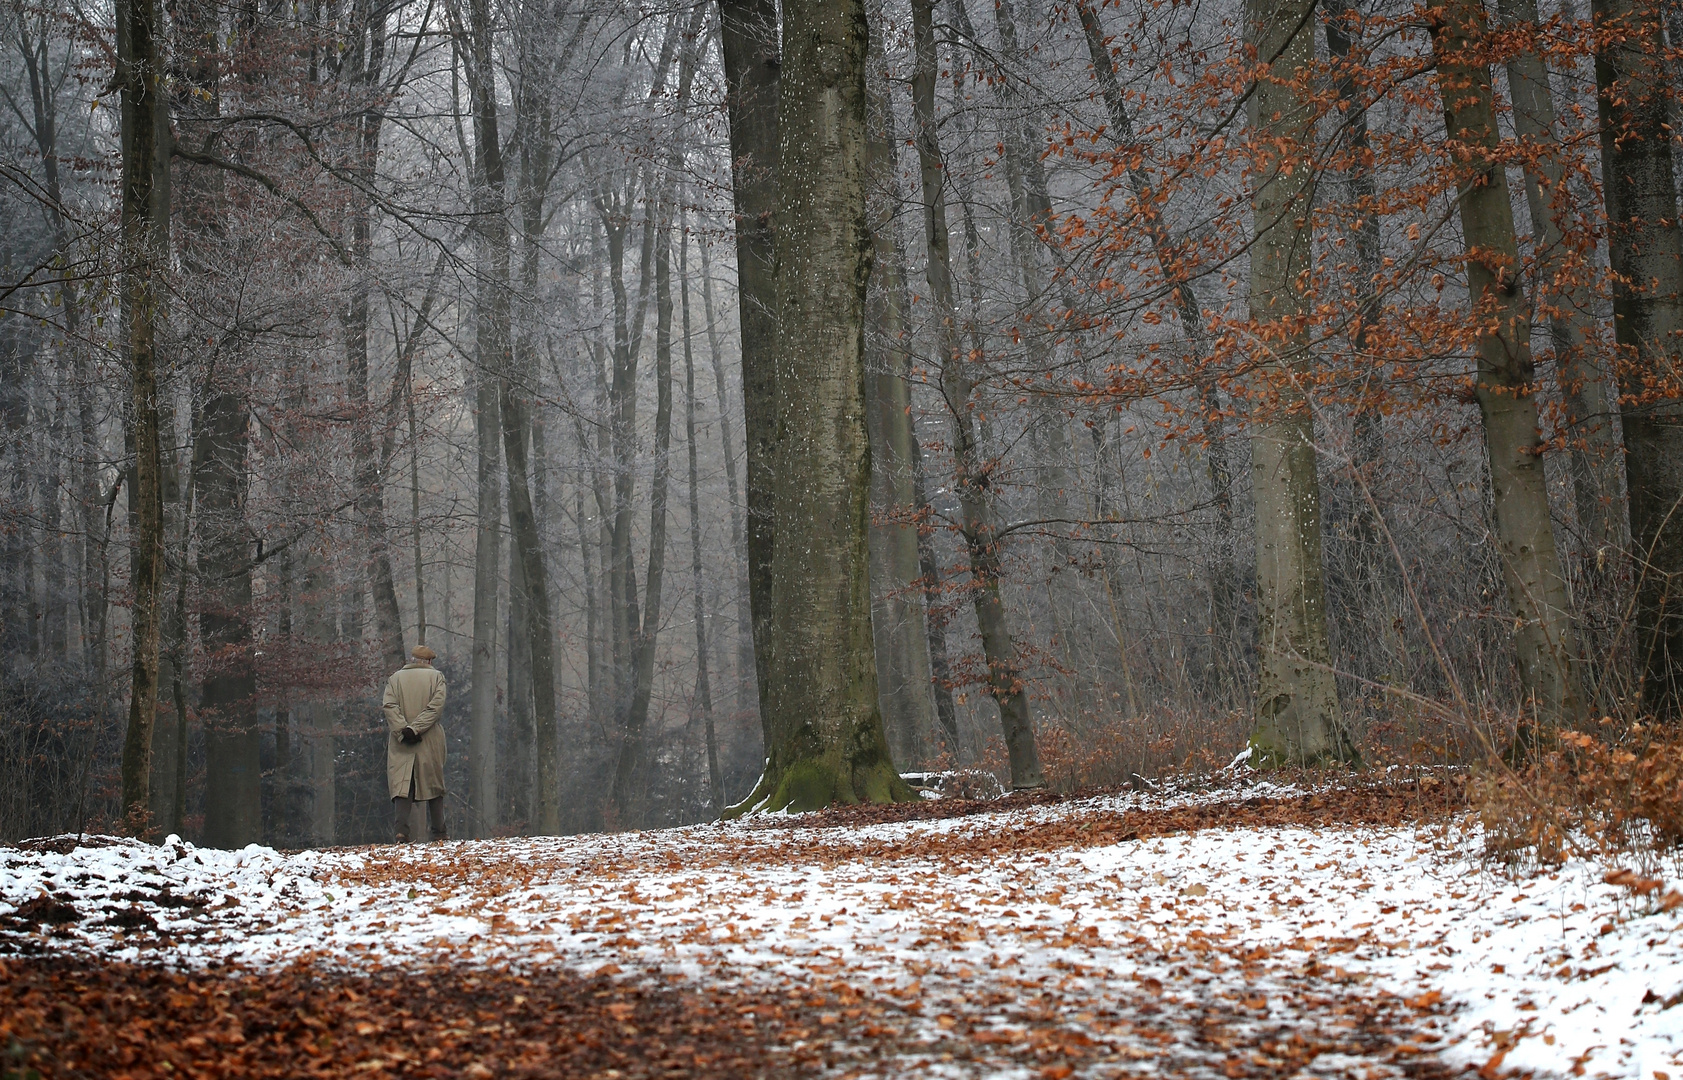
[1243, 0, 1358, 766]
[1431, 0, 1586, 742]
[1495, 0, 1624, 567]
[344, 3, 406, 674]
[151, 413, 193, 838]
[719, 0, 780, 725]
[865, 1, 938, 765]
[464, 48, 503, 836]
[302, 536, 335, 845]
[468, 372, 501, 838]
[174, 0, 265, 847]
[506, 542, 533, 826]
[577, 477, 602, 726]
[116, 0, 170, 832]
[601, 203, 655, 772]
[681, 220, 723, 812]
[17, 13, 104, 677]
[696, 241, 756, 725]
[728, 0, 911, 813]
[1, 314, 29, 662]
[611, 212, 675, 825]
[1320, 0, 1392, 585]
[910, 0, 1044, 788]
[199, 390, 260, 848]
[460, 0, 559, 834]
[911, 443, 962, 756]
[572, 247, 606, 730]
[408, 380, 425, 645]
[607, 9, 700, 825]
[1591, 0, 1683, 718]
[980, 0, 1078, 568]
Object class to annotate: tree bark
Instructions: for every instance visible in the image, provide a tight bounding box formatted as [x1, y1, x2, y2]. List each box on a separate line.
[152, 425, 193, 838]
[728, 0, 913, 813]
[461, 26, 502, 838]
[1592, 0, 1683, 719]
[408, 378, 425, 645]
[610, 212, 675, 825]
[1430, 0, 1586, 740]
[719, 0, 780, 726]
[506, 538, 533, 826]
[461, 0, 560, 833]
[865, 2, 939, 765]
[910, 0, 1044, 788]
[697, 240, 756, 725]
[1243, 0, 1358, 766]
[607, 10, 701, 825]
[343, 2, 406, 674]
[682, 220, 724, 812]
[116, 0, 169, 833]
[199, 391, 260, 848]
[301, 532, 335, 846]
[468, 367, 500, 838]
[1497, 0, 1623, 565]
[16, 13, 105, 678]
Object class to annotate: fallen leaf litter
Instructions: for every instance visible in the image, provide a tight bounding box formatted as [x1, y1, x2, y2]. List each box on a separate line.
[2, 774, 1678, 1078]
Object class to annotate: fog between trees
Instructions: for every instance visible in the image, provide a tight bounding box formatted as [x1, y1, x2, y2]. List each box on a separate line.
[1, 0, 1679, 844]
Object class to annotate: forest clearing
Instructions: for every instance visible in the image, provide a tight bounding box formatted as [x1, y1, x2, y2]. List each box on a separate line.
[4, 773, 1680, 1078]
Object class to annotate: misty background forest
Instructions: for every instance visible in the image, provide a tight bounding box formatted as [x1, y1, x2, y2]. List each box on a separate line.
[1, 0, 1679, 846]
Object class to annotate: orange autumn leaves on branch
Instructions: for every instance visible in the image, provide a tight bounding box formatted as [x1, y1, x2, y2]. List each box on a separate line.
[1045, 0, 1681, 746]
[1055, 0, 1611, 435]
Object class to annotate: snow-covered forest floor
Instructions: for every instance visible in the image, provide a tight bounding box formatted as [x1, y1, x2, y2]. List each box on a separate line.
[2, 774, 1679, 1079]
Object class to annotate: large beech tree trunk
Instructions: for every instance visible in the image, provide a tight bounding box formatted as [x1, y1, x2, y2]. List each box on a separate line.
[1430, 0, 1585, 741]
[115, 0, 169, 833]
[910, 0, 1044, 788]
[1592, 0, 1683, 719]
[718, 0, 780, 724]
[1243, 0, 1358, 766]
[729, 0, 912, 814]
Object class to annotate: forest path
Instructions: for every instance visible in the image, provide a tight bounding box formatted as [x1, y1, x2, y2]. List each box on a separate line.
[2, 776, 1678, 1078]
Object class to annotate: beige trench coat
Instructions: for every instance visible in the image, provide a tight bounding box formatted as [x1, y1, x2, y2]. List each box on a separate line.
[383, 661, 448, 800]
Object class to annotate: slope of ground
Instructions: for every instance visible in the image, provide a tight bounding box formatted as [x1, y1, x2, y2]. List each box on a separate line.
[1, 774, 1678, 1079]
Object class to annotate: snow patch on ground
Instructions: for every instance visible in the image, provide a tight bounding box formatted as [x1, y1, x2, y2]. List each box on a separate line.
[3, 787, 1678, 1078]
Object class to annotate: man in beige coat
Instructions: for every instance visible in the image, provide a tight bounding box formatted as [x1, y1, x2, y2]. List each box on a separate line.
[384, 645, 448, 842]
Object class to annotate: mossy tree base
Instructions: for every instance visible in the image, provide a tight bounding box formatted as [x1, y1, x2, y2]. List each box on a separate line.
[726, 747, 917, 817]
[1248, 716, 1362, 771]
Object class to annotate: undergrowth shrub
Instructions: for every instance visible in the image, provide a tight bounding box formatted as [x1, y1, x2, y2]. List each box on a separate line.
[1474, 722, 1683, 865]
[964, 702, 1482, 795]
